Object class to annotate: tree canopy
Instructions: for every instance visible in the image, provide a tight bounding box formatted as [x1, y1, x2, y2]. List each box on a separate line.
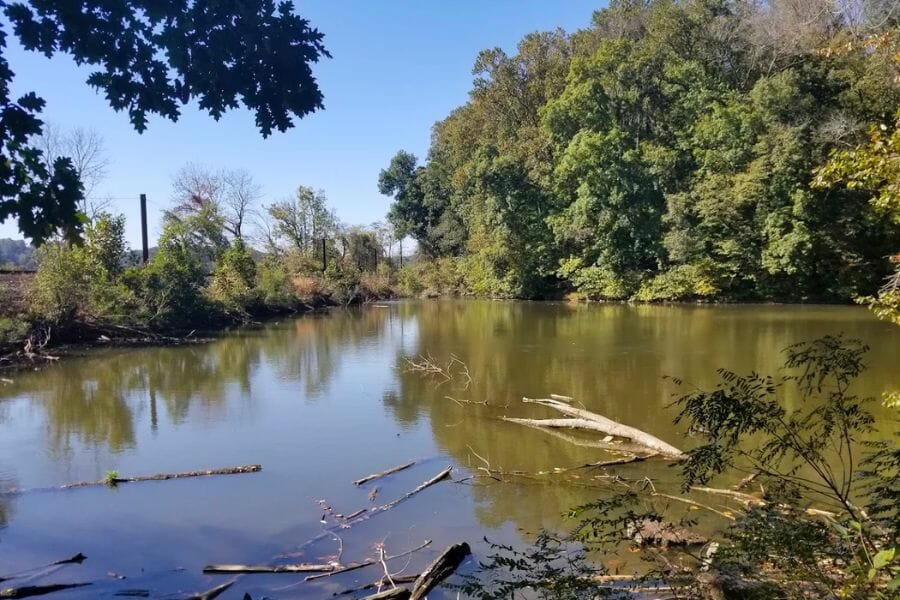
[1, 0, 329, 243]
[379, 0, 900, 303]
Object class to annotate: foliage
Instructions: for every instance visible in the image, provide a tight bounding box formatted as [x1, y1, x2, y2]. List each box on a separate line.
[395, 257, 464, 297]
[457, 533, 610, 599]
[379, 2, 900, 302]
[123, 238, 209, 330]
[1, 0, 329, 242]
[31, 214, 134, 323]
[464, 336, 900, 598]
[208, 239, 257, 317]
[255, 256, 296, 310]
[266, 186, 337, 254]
[0, 316, 28, 344]
[103, 470, 119, 487]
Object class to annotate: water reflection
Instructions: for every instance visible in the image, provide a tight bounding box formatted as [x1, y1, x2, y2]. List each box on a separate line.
[386, 301, 900, 534]
[0, 301, 896, 590]
[0, 308, 393, 461]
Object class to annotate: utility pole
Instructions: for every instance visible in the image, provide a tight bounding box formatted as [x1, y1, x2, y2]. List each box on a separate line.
[399, 238, 403, 268]
[140, 193, 149, 264]
[321, 238, 327, 272]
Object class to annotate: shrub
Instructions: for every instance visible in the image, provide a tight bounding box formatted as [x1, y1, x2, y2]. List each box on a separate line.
[255, 257, 296, 310]
[635, 261, 720, 302]
[30, 214, 135, 323]
[124, 244, 210, 329]
[207, 239, 257, 317]
[558, 258, 637, 300]
[360, 263, 393, 299]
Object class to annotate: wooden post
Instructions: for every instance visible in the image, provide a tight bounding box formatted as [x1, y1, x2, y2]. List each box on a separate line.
[399, 239, 403, 268]
[322, 238, 327, 272]
[140, 194, 149, 264]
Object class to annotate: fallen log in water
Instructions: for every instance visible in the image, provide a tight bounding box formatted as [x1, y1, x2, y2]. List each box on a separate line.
[361, 588, 410, 600]
[305, 540, 432, 582]
[378, 466, 453, 511]
[0, 582, 91, 598]
[353, 461, 416, 486]
[0, 554, 86, 583]
[285, 467, 453, 558]
[335, 574, 419, 597]
[181, 581, 233, 600]
[203, 563, 334, 574]
[410, 542, 471, 600]
[3, 465, 261, 495]
[505, 396, 685, 458]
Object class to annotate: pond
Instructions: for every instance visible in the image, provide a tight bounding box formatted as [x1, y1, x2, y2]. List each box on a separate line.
[0, 301, 897, 598]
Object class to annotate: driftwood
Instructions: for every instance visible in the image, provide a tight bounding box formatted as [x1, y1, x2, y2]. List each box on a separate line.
[504, 396, 685, 458]
[410, 543, 471, 600]
[285, 467, 453, 558]
[354, 461, 416, 486]
[378, 466, 453, 511]
[0, 554, 86, 583]
[361, 589, 410, 600]
[0, 583, 91, 598]
[182, 581, 233, 600]
[305, 540, 432, 581]
[335, 574, 419, 597]
[692, 486, 838, 519]
[4, 465, 261, 495]
[203, 563, 333, 574]
[626, 519, 707, 547]
[508, 420, 659, 455]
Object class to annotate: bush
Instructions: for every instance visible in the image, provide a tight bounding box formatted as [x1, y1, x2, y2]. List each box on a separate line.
[207, 239, 257, 317]
[30, 214, 135, 323]
[360, 263, 393, 299]
[635, 261, 720, 302]
[558, 258, 637, 300]
[256, 257, 296, 310]
[124, 244, 211, 329]
[322, 261, 361, 304]
[0, 316, 29, 344]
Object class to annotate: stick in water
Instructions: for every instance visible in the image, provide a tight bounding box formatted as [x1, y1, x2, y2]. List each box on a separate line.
[353, 461, 416, 486]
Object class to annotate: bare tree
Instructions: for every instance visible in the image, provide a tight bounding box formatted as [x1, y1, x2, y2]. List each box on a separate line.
[170, 163, 261, 240]
[37, 123, 110, 218]
[222, 168, 262, 239]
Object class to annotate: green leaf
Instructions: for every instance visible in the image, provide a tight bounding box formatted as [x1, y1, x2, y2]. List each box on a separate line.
[873, 548, 895, 570]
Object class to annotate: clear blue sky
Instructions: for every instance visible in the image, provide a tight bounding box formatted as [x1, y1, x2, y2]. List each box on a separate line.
[3, 1, 603, 247]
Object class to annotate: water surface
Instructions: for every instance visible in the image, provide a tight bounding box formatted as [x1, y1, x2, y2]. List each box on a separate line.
[0, 301, 897, 597]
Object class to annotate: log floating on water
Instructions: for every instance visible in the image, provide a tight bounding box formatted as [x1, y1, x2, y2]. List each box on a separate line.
[304, 539, 432, 582]
[182, 581, 234, 600]
[410, 542, 471, 600]
[361, 589, 410, 600]
[504, 397, 685, 458]
[377, 466, 453, 511]
[3, 465, 262, 495]
[353, 461, 416, 486]
[202, 563, 333, 574]
[0, 582, 91, 598]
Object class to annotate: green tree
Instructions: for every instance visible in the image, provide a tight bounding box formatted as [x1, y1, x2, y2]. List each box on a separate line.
[1, 0, 329, 242]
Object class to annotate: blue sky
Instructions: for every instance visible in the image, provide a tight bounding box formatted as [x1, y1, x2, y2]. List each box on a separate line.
[3, 1, 602, 246]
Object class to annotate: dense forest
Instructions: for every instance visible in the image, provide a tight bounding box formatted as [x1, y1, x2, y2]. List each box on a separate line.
[379, 0, 900, 303]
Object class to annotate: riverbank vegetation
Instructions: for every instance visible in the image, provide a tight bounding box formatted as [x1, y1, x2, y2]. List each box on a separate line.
[460, 336, 899, 598]
[0, 176, 397, 357]
[379, 0, 900, 305]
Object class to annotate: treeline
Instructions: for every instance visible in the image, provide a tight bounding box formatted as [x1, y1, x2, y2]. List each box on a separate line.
[16, 165, 396, 339]
[379, 0, 900, 303]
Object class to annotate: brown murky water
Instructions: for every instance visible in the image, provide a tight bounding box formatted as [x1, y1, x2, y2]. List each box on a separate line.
[0, 301, 897, 597]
